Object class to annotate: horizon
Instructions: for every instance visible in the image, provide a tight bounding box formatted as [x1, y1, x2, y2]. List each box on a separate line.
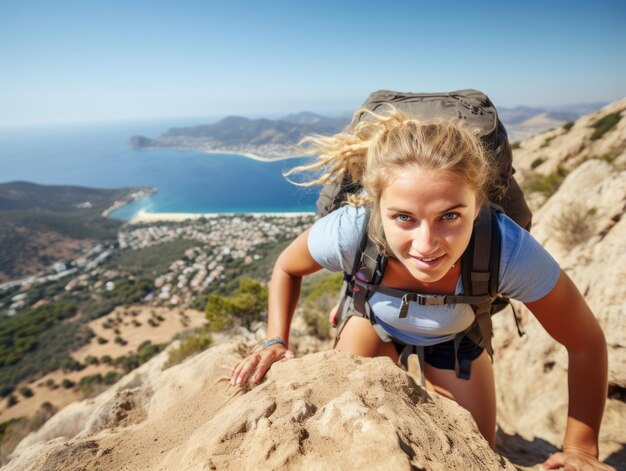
[1, 0, 625, 127]
[0, 98, 617, 131]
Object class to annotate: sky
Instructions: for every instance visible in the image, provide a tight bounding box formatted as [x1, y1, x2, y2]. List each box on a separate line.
[1, 0, 625, 126]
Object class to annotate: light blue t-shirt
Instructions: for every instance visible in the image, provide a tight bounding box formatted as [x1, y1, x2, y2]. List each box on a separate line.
[308, 205, 561, 346]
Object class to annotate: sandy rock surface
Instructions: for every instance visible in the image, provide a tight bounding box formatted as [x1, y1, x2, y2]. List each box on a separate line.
[6, 343, 515, 471]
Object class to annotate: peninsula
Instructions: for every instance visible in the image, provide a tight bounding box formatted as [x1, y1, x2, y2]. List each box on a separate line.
[129, 112, 350, 160]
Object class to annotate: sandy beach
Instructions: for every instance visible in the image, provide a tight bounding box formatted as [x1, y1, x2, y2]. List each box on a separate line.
[201, 150, 308, 163]
[128, 209, 315, 224]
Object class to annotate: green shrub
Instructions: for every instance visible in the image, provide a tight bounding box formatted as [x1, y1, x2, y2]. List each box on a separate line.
[540, 135, 556, 148]
[510, 141, 521, 150]
[101, 355, 113, 365]
[590, 111, 622, 140]
[552, 203, 597, 248]
[18, 386, 33, 398]
[60, 356, 84, 373]
[0, 386, 15, 398]
[204, 278, 268, 331]
[113, 341, 165, 373]
[163, 329, 213, 369]
[85, 355, 99, 366]
[524, 166, 569, 197]
[61, 378, 75, 389]
[6, 395, 18, 407]
[97, 336, 109, 345]
[530, 157, 545, 169]
[563, 121, 575, 132]
[103, 371, 121, 385]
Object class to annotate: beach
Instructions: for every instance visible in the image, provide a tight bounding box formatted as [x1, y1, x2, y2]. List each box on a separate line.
[128, 208, 316, 224]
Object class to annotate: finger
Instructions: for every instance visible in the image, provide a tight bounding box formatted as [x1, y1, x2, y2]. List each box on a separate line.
[232, 355, 260, 386]
[283, 349, 295, 360]
[252, 355, 274, 383]
[542, 452, 565, 469]
[230, 358, 250, 385]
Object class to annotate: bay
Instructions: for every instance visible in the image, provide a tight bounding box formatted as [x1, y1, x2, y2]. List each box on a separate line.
[0, 119, 319, 219]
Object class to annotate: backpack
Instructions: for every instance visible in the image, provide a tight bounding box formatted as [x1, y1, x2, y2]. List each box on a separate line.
[318, 90, 531, 380]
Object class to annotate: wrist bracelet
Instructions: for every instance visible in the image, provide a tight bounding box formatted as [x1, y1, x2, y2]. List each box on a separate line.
[259, 337, 287, 350]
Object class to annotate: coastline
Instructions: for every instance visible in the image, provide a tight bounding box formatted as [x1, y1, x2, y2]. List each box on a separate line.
[128, 209, 315, 224]
[101, 188, 157, 217]
[138, 143, 310, 163]
[199, 150, 308, 163]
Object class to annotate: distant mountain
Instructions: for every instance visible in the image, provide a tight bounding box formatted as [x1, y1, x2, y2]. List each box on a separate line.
[129, 113, 350, 159]
[498, 102, 610, 142]
[129, 102, 610, 157]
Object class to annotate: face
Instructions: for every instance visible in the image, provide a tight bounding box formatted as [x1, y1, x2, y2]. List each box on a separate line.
[379, 165, 480, 284]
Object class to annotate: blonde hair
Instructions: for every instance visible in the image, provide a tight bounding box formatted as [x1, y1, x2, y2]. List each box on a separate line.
[287, 107, 495, 254]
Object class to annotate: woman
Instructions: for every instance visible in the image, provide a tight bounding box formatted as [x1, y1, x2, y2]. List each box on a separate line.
[230, 109, 612, 470]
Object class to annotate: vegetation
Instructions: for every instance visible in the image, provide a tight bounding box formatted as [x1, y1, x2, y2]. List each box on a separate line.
[113, 341, 166, 373]
[540, 135, 556, 148]
[61, 378, 75, 389]
[77, 371, 121, 397]
[300, 272, 344, 339]
[104, 239, 199, 280]
[205, 278, 268, 331]
[510, 141, 521, 150]
[18, 386, 33, 398]
[552, 203, 597, 249]
[0, 211, 121, 280]
[163, 328, 213, 369]
[530, 157, 545, 169]
[563, 121, 575, 132]
[589, 111, 622, 140]
[0, 401, 58, 465]
[523, 166, 569, 197]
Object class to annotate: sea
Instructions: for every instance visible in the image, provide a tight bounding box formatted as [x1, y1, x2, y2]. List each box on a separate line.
[0, 118, 319, 220]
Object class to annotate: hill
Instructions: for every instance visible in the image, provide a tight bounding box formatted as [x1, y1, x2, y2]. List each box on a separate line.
[0, 183, 152, 282]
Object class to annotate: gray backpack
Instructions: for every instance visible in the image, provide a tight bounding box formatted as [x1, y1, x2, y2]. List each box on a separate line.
[320, 90, 530, 380]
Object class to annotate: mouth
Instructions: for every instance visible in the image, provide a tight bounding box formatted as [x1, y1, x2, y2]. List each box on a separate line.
[410, 254, 446, 269]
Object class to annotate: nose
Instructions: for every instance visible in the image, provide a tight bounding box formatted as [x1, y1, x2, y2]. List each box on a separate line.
[411, 222, 439, 255]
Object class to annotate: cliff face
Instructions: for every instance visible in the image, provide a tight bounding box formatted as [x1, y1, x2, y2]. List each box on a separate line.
[6, 99, 626, 470]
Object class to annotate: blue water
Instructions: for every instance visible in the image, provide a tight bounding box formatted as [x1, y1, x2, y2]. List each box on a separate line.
[0, 118, 319, 219]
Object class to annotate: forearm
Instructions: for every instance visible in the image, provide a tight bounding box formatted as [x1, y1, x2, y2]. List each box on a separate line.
[266, 262, 303, 346]
[563, 338, 608, 457]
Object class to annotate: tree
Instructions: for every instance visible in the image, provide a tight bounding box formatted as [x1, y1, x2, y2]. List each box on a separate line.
[204, 278, 268, 331]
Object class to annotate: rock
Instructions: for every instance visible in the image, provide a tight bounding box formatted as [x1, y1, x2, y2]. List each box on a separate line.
[6, 343, 515, 471]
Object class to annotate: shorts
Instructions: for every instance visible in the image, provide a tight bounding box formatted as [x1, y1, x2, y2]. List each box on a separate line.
[392, 335, 484, 370]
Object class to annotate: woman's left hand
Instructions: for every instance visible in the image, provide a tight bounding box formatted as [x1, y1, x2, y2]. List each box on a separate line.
[542, 450, 615, 471]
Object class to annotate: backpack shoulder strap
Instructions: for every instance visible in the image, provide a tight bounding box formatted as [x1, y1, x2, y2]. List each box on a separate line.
[460, 203, 503, 362]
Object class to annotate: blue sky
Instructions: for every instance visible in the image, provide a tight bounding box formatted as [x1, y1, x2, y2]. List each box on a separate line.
[1, 0, 624, 126]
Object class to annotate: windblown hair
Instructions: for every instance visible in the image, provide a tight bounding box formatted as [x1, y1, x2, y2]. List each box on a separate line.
[286, 107, 496, 254]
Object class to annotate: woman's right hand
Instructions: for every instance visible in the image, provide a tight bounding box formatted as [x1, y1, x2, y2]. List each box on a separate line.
[230, 343, 294, 387]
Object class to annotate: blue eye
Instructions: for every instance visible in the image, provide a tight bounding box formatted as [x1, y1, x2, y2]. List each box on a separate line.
[441, 212, 460, 221]
[394, 214, 413, 223]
